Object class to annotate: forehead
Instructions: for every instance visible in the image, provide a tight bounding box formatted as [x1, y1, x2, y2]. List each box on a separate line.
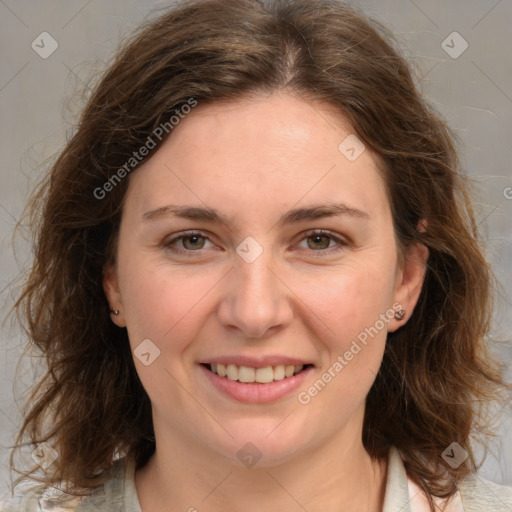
[125, 92, 391, 228]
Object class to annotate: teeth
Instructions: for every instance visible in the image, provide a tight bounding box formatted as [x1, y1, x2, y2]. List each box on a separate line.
[208, 363, 306, 383]
[238, 366, 255, 383]
[273, 364, 285, 380]
[227, 364, 238, 380]
[255, 366, 274, 383]
[217, 363, 227, 377]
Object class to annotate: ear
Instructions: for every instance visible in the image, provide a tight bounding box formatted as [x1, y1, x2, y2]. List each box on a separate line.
[103, 263, 126, 327]
[388, 241, 429, 332]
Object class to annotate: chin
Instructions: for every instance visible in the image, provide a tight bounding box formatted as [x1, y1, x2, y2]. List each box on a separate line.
[203, 420, 312, 469]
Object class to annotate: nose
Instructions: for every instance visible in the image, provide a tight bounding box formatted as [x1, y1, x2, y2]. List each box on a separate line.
[217, 249, 293, 339]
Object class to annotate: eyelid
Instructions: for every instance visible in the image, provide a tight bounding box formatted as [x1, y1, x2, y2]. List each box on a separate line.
[164, 230, 215, 254]
[297, 229, 348, 255]
[163, 229, 348, 256]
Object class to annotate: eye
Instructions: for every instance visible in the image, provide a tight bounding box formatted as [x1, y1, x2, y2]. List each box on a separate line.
[296, 230, 347, 256]
[164, 229, 347, 257]
[164, 231, 214, 255]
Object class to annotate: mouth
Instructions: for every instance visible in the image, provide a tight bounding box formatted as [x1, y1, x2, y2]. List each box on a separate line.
[200, 362, 314, 384]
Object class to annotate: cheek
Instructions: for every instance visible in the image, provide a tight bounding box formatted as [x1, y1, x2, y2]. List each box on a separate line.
[295, 269, 393, 415]
[303, 263, 396, 343]
[301, 264, 395, 385]
[118, 255, 220, 353]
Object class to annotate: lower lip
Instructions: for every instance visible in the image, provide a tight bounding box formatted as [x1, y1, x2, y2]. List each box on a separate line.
[199, 364, 314, 404]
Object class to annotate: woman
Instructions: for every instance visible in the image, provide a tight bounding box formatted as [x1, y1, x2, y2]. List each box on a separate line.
[2, 0, 511, 510]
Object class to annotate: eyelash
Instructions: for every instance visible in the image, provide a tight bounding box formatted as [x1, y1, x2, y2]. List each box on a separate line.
[164, 229, 347, 257]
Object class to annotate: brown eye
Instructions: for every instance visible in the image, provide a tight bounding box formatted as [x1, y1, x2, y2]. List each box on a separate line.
[298, 230, 347, 256]
[306, 234, 332, 250]
[165, 231, 214, 256]
[181, 234, 207, 250]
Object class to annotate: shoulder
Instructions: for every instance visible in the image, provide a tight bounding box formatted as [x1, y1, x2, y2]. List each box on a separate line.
[0, 459, 130, 512]
[407, 469, 512, 512]
[457, 473, 512, 511]
[389, 446, 512, 512]
[0, 485, 86, 511]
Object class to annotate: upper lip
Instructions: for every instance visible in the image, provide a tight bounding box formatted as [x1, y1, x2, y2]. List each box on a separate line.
[200, 355, 314, 368]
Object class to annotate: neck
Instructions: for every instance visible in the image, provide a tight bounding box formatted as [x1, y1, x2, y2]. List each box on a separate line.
[134, 416, 388, 512]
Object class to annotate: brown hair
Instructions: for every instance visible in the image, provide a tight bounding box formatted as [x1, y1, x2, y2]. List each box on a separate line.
[7, 0, 511, 509]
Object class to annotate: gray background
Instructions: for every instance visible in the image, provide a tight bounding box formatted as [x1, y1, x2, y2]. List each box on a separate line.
[1, 0, 511, 500]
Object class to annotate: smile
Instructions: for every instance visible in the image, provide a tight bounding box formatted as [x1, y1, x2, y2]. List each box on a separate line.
[199, 362, 314, 404]
[203, 363, 310, 383]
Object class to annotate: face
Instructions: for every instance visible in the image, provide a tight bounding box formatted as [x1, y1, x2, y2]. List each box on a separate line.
[104, 91, 427, 467]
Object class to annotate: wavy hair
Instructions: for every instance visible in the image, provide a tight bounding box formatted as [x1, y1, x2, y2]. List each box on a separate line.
[7, 0, 511, 510]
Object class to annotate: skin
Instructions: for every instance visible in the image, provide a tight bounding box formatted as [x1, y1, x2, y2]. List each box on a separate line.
[104, 91, 428, 512]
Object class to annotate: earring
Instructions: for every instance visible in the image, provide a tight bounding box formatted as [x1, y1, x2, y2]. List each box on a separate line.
[110, 308, 120, 316]
[394, 310, 406, 320]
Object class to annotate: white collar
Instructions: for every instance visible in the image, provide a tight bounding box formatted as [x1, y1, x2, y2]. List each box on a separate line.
[121, 446, 464, 512]
[384, 446, 464, 512]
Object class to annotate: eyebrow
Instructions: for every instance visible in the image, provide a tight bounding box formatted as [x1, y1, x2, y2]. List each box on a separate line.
[141, 202, 370, 227]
